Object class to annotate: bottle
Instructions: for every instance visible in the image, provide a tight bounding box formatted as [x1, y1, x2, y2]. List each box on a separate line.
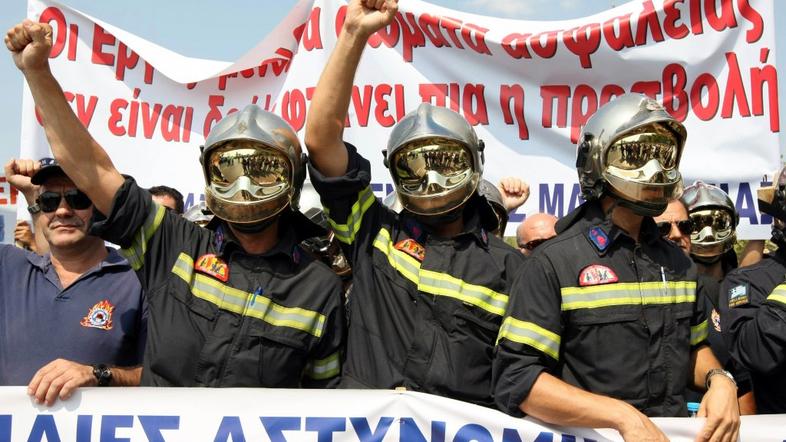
[687, 402, 700, 417]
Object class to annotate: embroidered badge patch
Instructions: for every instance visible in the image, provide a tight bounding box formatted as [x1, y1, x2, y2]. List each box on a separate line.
[728, 284, 749, 308]
[578, 264, 619, 286]
[80, 300, 115, 330]
[195, 254, 229, 282]
[395, 238, 426, 261]
[587, 226, 609, 252]
[711, 308, 722, 332]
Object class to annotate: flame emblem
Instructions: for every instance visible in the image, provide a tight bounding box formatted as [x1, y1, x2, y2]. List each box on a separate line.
[80, 299, 115, 330]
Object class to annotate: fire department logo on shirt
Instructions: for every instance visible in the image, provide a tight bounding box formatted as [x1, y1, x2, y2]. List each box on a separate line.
[578, 264, 619, 286]
[395, 239, 426, 261]
[80, 300, 115, 330]
[195, 254, 229, 282]
[728, 284, 749, 307]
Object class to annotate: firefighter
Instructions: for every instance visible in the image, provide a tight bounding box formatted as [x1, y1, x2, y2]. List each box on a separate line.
[302, 0, 523, 407]
[493, 94, 739, 441]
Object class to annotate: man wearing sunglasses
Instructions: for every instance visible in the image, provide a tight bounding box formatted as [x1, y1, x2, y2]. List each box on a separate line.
[516, 213, 557, 256]
[494, 94, 739, 441]
[0, 158, 147, 405]
[303, 0, 523, 407]
[6, 20, 344, 389]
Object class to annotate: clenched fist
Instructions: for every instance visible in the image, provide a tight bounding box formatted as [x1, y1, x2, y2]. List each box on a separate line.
[5, 19, 53, 73]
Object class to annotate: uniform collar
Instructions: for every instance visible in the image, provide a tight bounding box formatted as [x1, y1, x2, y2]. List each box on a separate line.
[400, 194, 492, 248]
[213, 220, 304, 264]
[565, 199, 660, 256]
[25, 247, 129, 271]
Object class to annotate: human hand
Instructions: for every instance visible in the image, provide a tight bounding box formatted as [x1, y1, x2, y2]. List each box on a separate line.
[5, 19, 52, 73]
[14, 220, 35, 250]
[28, 358, 98, 406]
[617, 403, 670, 442]
[695, 375, 740, 442]
[343, 0, 398, 38]
[497, 177, 530, 212]
[4, 158, 39, 201]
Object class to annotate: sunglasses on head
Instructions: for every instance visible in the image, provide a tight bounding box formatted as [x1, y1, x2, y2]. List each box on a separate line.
[520, 237, 550, 251]
[37, 189, 92, 213]
[656, 219, 693, 237]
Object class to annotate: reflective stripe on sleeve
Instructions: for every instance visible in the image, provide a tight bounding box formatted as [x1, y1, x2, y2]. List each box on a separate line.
[120, 203, 166, 271]
[325, 186, 375, 245]
[304, 352, 340, 380]
[171, 253, 326, 337]
[767, 285, 786, 306]
[497, 316, 560, 360]
[560, 281, 696, 311]
[690, 320, 709, 346]
[372, 228, 508, 316]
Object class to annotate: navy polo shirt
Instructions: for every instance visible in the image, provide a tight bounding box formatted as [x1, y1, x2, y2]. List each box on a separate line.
[0, 245, 147, 385]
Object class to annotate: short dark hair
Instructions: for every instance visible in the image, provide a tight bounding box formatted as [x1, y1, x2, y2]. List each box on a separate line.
[149, 185, 184, 214]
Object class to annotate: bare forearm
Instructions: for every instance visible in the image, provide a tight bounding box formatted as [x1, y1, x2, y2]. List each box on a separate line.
[691, 345, 721, 389]
[739, 240, 765, 268]
[23, 68, 122, 214]
[110, 366, 142, 386]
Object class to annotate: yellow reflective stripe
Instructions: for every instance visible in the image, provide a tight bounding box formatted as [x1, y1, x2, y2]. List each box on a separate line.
[171, 253, 326, 337]
[560, 281, 696, 311]
[768, 285, 786, 306]
[372, 228, 508, 316]
[304, 352, 340, 380]
[326, 186, 375, 244]
[120, 203, 166, 271]
[691, 320, 709, 346]
[497, 317, 560, 360]
[418, 270, 508, 316]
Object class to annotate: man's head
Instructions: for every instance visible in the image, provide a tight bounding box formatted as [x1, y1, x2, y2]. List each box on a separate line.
[149, 185, 184, 214]
[31, 159, 98, 250]
[200, 105, 306, 232]
[516, 213, 557, 255]
[653, 199, 692, 255]
[576, 94, 687, 217]
[383, 103, 484, 221]
[681, 181, 738, 262]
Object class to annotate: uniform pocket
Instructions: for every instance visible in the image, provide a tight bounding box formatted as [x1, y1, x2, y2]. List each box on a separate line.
[247, 322, 310, 387]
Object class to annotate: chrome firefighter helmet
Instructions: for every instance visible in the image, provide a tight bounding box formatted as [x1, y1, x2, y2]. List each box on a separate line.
[383, 103, 484, 216]
[576, 94, 687, 216]
[183, 201, 214, 227]
[682, 181, 738, 259]
[200, 105, 306, 224]
[298, 182, 351, 277]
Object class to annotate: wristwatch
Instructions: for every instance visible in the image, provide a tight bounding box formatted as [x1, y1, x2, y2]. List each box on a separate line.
[27, 203, 41, 215]
[92, 364, 113, 386]
[705, 368, 736, 390]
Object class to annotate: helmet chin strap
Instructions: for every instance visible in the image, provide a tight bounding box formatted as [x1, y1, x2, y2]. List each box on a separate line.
[411, 204, 464, 228]
[615, 196, 668, 217]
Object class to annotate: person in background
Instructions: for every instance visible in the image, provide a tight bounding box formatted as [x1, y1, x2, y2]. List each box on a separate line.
[1, 158, 146, 405]
[149, 185, 184, 215]
[654, 195, 756, 414]
[516, 213, 557, 256]
[6, 20, 345, 389]
[303, 0, 523, 407]
[494, 94, 739, 442]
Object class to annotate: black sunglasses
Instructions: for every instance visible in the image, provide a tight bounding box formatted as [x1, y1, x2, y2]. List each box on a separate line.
[656, 220, 693, 237]
[520, 237, 550, 251]
[37, 189, 92, 213]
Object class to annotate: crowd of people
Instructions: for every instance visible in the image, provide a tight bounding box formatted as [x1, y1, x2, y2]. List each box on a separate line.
[3, 1, 786, 441]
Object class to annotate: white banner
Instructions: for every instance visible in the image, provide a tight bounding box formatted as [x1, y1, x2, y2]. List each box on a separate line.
[17, 0, 779, 237]
[1, 387, 784, 441]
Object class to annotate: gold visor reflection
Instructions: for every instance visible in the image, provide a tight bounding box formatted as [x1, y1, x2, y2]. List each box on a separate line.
[606, 123, 678, 171]
[207, 141, 291, 200]
[393, 138, 473, 194]
[689, 209, 733, 239]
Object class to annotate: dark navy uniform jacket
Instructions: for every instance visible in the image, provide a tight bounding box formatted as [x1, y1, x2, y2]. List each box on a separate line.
[92, 178, 345, 388]
[0, 246, 146, 385]
[309, 143, 524, 407]
[494, 200, 709, 417]
[720, 247, 786, 413]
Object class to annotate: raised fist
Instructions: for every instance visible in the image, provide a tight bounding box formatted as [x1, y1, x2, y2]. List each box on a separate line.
[344, 0, 398, 38]
[5, 19, 53, 73]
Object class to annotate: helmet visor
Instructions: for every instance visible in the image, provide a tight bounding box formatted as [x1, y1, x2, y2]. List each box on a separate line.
[689, 209, 734, 242]
[393, 138, 473, 196]
[605, 124, 679, 172]
[207, 141, 291, 202]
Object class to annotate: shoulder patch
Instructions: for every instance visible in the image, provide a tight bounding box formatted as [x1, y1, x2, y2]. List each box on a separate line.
[579, 264, 619, 286]
[80, 300, 115, 330]
[587, 226, 609, 252]
[195, 253, 230, 282]
[728, 284, 749, 308]
[395, 238, 426, 261]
